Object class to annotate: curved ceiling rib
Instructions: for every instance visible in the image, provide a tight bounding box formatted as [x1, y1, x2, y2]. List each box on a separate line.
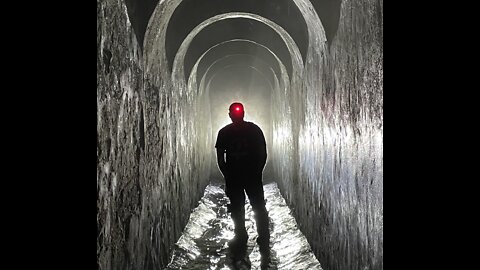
[194, 39, 284, 88]
[165, 0, 309, 71]
[172, 13, 303, 86]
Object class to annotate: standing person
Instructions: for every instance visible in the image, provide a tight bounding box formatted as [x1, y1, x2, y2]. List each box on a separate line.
[215, 102, 270, 265]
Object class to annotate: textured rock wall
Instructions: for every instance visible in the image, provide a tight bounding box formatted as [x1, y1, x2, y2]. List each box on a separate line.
[97, 0, 144, 268]
[273, 0, 383, 269]
[97, 0, 211, 269]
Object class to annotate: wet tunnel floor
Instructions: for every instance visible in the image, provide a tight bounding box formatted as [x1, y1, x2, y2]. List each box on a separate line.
[165, 182, 322, 270]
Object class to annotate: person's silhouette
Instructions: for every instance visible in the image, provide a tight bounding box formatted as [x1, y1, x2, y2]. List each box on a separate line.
[215, 102, 270, 265]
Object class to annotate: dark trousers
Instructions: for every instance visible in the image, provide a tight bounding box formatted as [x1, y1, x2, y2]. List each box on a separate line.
[225, 171, 270, 245]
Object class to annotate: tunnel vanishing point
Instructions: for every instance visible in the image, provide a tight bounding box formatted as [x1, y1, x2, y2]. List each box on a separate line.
[97, 0, 383, 269]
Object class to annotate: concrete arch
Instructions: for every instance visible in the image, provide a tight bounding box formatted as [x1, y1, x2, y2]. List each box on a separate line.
[143, 0, 327, 85]
[189, 49, 288, 120]
[181, 17, 294, 82]
[165, 0, 309, 71]
[172, 12, 303, 87]
[199, 54, 277, 94]
[124, 0, 338, 51]
[189, 39, 289, 100]
[194, 40, 284, 87]
[206, 64, 274, 106]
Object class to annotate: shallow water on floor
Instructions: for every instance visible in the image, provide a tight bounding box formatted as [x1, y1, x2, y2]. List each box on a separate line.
[165, 182, 322, 270]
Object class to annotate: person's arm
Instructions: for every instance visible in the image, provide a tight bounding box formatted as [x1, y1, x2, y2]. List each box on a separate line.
[215, 129, 228, 179]
[258, 143, 267, 172]
[216, 148, 228, 178]
[256, 126, 267, 172]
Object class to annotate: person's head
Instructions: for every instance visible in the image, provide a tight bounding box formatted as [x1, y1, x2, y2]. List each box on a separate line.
[229, 102, 245, 124]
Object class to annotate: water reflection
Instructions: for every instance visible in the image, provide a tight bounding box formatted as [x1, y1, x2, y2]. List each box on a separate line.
[165, 183, 322, 269]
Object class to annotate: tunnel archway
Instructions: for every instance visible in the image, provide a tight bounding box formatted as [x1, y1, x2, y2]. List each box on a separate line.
[182, 17, 292, 83]
[173, 13, 304, 85]
[194, 40, 285, 90]
[172, 12, 303, 86]
[123, 0, 339, 52]
[143, 0, 326, 78]
[199, 54, 278, 97]
[165, 0, 309, 72]
[194, 40, 284, 88]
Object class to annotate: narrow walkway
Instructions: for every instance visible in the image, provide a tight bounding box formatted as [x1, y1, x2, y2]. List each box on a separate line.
[165, 182, 322, 270]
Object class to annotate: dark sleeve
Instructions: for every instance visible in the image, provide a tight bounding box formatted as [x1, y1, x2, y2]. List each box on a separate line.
[252, 124, 267, 169]
[215, 128, 226, 149]
[254, 124, 266, 147]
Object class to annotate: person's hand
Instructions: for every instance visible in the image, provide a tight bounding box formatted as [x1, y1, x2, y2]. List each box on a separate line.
[223, 171, 231, 182]
[223, 173, 230, 194]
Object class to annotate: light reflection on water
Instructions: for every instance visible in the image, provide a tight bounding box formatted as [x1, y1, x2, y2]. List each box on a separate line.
[165, 182, 322, 269]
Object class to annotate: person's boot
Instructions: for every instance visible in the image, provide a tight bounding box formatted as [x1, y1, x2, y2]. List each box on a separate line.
[257, 234, 271, 269]
[228, 230, 247, 260]
[260, 254, 271, 270]
[254, 206, 271, 269]
[254, 205, 270, 254]
[257, 235, 270, 255]
[228, 207, 248, 258]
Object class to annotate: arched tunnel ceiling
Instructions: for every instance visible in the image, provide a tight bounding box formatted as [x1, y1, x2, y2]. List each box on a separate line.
[208, 65, 273, 96]
[195, 40, 283, 86]
[200, 54, 277, 92]
[183, 17, 293, 81]
[166, 0, 308, 71]
[125, 0, 340, 50]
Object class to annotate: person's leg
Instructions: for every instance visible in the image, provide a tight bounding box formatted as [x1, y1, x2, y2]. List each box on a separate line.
[244, 174, 270, 253]
[226, 180, 248, 244]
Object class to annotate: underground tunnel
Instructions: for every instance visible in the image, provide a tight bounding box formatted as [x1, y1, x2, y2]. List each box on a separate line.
[97, 0, 383, 269]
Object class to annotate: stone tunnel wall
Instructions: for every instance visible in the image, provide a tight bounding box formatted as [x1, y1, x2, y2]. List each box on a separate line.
[273, 0, 383, 269]
[97, 0, 211, 269]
